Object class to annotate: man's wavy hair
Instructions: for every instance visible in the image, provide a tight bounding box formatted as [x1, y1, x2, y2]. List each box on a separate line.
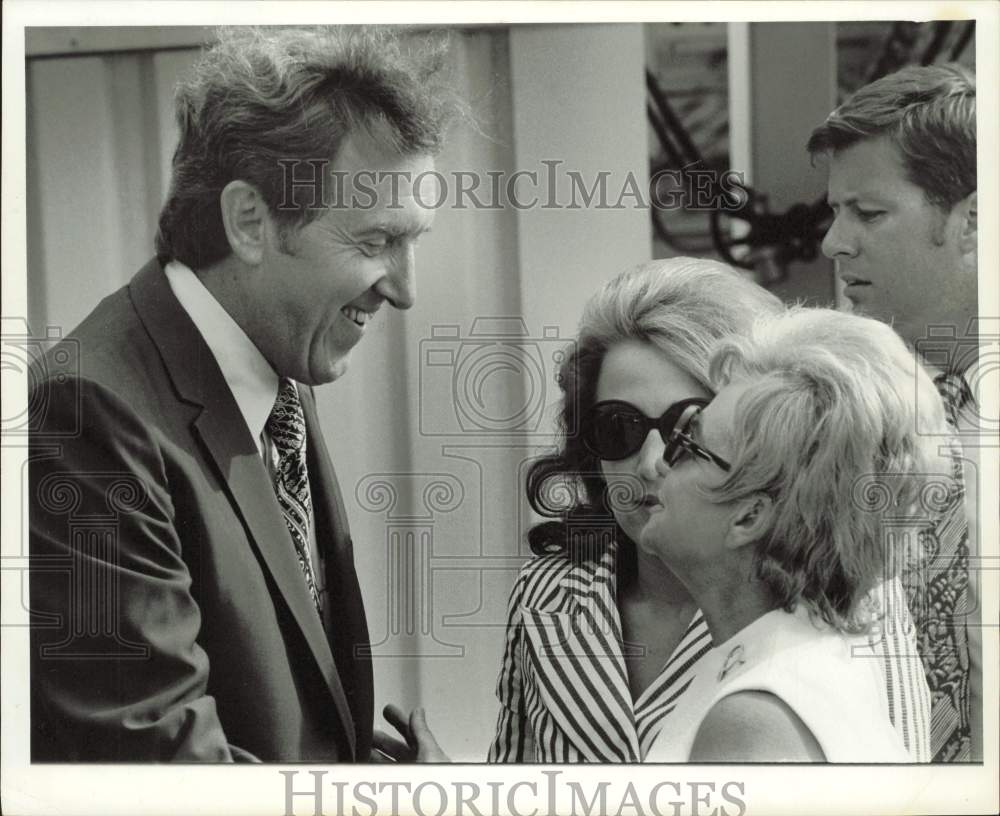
[525, 258, 783, 582]
[706, 308, 951, 633]
[155, 26, 459, 270]
[807, 63, 976, 212]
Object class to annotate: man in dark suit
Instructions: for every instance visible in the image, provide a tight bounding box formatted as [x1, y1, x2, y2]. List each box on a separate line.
[29, 26, 454, 762]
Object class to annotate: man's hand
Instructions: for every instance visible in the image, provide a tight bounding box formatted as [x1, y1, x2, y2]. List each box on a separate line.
[373, 704, 450, 762]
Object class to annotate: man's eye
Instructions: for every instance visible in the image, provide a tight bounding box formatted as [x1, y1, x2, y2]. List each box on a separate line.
[360, 240, 387, 255]
[855, 208, 885, 223]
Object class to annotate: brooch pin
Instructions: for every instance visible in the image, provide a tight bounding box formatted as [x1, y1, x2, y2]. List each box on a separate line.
[718, 644, 746, 682]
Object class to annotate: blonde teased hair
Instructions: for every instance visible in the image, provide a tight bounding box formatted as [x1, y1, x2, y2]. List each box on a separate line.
[581, 257, 785, 392]
[707, 307, 951, 633]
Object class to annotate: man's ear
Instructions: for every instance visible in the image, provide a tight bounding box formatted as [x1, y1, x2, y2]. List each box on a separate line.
[219, 180, 270, 265]
[957, 190, 977, 256]
[726, 494, 774, 550]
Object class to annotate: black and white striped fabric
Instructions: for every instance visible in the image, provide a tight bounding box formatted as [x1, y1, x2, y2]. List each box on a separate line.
[487, 545, 711, 762]
[488, 541, 930, 762]
[858, 578, 932, 761]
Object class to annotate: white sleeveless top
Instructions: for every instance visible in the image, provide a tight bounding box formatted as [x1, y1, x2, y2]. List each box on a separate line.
[645, 605, 911, 763]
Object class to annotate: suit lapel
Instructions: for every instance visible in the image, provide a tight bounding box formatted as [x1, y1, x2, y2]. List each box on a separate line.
[521, 548, 640, 761]
[300, 385, 370, 758]
[128, 259, 356, 758]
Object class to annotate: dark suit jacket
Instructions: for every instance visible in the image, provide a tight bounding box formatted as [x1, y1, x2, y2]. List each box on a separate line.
[29, 259, 373, 762]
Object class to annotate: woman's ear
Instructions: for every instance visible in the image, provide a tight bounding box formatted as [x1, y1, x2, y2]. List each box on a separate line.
[726, 494, 774, 550]
[219, 180, 270, 265]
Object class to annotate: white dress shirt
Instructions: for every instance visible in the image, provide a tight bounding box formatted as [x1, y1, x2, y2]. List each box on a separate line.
[164, 261, 325, 600]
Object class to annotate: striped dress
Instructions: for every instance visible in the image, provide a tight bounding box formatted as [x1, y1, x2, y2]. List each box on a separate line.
[488, 542, 931, 762]
[487, 546, 711, 762]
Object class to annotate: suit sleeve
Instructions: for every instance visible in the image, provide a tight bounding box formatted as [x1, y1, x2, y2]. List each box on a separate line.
[487, 567, 535, 762]
[29, 376, 247, 761]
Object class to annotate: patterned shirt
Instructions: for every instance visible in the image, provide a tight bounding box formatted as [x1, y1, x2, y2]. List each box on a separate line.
[895, 371, 977, 761]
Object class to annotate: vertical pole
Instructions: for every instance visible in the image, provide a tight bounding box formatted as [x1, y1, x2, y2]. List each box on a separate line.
[732, 22, 838, 303]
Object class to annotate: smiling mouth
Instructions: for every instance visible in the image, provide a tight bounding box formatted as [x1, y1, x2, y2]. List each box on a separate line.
[638, 494, 662, 510]
[840, 275, 872, 288]
[341, 306, 375, 327]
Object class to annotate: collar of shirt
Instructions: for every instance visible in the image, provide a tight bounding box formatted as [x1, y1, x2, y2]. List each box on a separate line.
[164, 260, 279, 456]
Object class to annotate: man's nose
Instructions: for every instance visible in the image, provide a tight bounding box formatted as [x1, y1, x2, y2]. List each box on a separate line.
[821, 214, 857, 260]
[635, 429, 665, 480]
[376, 244, 416, 310]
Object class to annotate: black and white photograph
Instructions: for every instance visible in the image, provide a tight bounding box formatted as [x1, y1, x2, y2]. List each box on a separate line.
[1, 2, 997, 814]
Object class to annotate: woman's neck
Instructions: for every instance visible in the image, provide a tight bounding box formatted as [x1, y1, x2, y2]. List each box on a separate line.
[702, 590, 775, 645]
[629, 545, 694, 607]
[692, 567, 777, 644]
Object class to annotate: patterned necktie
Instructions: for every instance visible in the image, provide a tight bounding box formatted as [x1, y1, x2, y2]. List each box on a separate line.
[267, 378, 322, 616]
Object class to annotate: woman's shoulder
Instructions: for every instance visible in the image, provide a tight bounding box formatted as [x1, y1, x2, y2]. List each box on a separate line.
[511, 549, 614, 609]
[514, 552, 575, 592]
[707, 609, 908, 761]
[691, 691, 826, 762]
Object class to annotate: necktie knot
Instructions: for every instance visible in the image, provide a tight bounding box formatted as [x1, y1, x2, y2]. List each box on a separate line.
[268, 377, 307, 457]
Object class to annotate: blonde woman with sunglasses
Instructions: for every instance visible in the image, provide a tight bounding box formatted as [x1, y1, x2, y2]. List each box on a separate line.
[643, 307, 950, 761]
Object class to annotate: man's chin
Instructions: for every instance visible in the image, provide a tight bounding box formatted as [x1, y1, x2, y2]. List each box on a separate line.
[842, 298, 905, 337]
[842, 292, 878, 318]
[841, 287, 866, 308]
[308, 353, 351, 386]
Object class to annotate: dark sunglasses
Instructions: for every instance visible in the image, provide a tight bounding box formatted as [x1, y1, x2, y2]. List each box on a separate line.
[662, 401, 732, 472]
[583, 397, 711, 461]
